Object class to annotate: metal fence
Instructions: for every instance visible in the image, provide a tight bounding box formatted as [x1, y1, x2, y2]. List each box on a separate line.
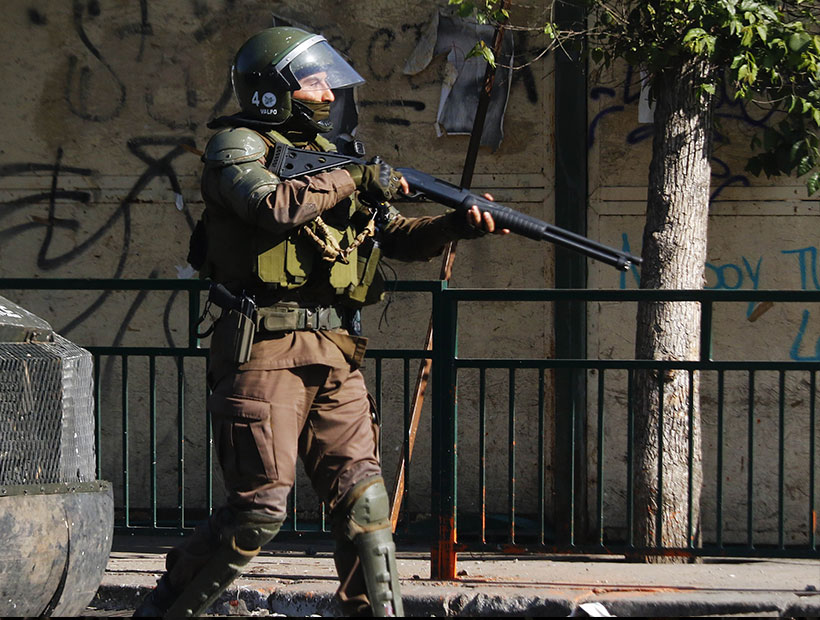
[430, 288, 819, 577]
[1, 279, 817, 568]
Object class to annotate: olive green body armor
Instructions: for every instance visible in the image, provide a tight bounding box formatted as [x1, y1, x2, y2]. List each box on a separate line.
[196, 126, 383, 306]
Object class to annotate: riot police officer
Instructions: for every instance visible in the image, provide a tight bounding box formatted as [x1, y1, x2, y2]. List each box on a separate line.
[134, 26, 505, 618]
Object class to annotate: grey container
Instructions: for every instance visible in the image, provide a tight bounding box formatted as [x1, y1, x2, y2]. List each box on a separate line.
[0, 295, 113, 616]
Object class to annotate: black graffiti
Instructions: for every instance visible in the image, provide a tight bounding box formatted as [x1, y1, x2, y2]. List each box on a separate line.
[146, 67, 200, 131]
[367, 28, 398, 81]
[511, 32, 541, 105]
[586, 65, 789, 198]
[709, 156, 751, 201]
[0, 134, 196, 347]
[359, 99, 426, 127]
[27, 7, 48, 25]
[65, 0, 127, 122]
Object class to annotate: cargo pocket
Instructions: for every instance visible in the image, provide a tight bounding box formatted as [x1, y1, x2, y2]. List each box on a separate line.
[210, 394, 278, 489]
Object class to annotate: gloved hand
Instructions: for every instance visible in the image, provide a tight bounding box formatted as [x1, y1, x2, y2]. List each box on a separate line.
[344, 162, 404, 202]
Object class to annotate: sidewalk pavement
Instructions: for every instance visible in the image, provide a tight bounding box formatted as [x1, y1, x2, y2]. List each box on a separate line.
[87, 535, 820, 617]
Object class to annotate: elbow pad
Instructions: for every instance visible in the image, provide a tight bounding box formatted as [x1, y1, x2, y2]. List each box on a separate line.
[201, 128, 280, 223]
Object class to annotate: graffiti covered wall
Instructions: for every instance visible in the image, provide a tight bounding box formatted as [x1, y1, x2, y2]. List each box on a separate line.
[0, 0, 553, 525]
[587, 63, 819, 546]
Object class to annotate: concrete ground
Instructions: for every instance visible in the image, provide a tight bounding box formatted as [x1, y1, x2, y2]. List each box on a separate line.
[87, 535, 820, 617]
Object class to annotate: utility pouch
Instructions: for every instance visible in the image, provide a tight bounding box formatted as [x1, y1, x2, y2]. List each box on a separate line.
[223, 308, 256, 365]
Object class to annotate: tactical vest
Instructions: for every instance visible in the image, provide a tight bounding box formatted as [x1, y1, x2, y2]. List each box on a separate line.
[194, 127, 384, 307]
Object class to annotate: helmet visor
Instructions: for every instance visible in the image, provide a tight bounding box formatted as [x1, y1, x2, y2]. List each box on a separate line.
[276, 36, 365, 92]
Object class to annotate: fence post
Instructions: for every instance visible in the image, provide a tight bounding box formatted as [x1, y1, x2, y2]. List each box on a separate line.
[431, 282, 458, 579]
[554, 0, 589, 546]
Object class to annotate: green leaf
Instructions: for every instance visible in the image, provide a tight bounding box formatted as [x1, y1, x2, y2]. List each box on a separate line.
[798, 154, 813, 176]
[789, 32, 812, 53]
[745, 156, 763, 177]
[807, 171, 820, 196]
[763, 127, 779, 151]
[465, 40, 496, 68]
[683, 27, 708, 44]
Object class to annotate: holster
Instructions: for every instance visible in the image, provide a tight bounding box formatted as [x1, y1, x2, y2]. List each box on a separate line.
[222, 308, 256, 365]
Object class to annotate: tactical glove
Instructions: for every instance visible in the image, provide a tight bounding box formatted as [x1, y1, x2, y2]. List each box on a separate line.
[345, 162, 403, 202]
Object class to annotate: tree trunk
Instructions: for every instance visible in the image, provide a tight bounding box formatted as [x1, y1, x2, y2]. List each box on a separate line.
[631, 59, 715, 563]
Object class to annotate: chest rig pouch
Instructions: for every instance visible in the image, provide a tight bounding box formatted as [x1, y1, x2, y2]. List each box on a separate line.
[255, 131, 383, 305]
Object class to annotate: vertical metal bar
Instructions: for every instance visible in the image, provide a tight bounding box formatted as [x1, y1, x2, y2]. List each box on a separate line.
[700, 301, 713, 361]
[150, 356, 157, 528]
[554, 0, 589, 548]
[508, 368, 516, 544]
[205, 376, 213, 517]
[403, 357, 411, 530]
[747, 371, 756, 549]
[809, 370, 817, 551]
[431, 282, 458, 579]
[375, 358, 383, 413]
[656, 370, 664, 549]
[569, 376, 576, 548]
[537, 369, 545, 545]
[94, 354, 102, 479]
[122, 356, 130, 528]
[479, 368, 487, 544]
[596, 369, 605, 546]
[178, 357, 185, 529]
[687, 369, 695, 548]
[626, 369, 635, 549]
[188, 285, 201, 350]
[292, 475, 298, 531]
[778, 370, 786, 549]
[375, 358, 383, 463]
[716, 370, 725, 550]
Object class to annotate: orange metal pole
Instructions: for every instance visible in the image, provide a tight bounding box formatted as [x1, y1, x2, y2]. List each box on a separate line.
[388, 2, 510, 582]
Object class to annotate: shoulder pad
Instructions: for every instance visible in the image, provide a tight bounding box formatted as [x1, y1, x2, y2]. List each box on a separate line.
[202, 128, 267, 166]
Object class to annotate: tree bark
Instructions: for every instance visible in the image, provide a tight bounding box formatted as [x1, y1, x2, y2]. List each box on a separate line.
[631, 59, 715, 563]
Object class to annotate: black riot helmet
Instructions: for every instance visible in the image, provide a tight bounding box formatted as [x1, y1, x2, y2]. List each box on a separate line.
[231, 27, 364, 124]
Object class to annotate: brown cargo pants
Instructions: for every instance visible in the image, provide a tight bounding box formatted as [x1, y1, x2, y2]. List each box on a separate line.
[205, 354, 383, 612]
[207, 360, 382, 518]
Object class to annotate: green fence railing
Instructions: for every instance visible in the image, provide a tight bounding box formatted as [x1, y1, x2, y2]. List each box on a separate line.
[429, 287, 819, 565]
[1, 279, 817, 563]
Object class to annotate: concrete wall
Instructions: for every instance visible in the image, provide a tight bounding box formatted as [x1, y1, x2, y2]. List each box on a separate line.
[0, 0, 553, 529]
[587, 64, 819, 546]
[0, 1, 815, 545]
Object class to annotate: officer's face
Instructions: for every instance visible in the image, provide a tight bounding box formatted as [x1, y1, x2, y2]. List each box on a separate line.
[293, 71, 335, 103]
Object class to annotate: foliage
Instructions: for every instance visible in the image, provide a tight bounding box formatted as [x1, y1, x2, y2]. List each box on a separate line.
[448, 0, 820, 195]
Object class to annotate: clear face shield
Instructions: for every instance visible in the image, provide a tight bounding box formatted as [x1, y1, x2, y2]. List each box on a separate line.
[275, 35, 365, 94]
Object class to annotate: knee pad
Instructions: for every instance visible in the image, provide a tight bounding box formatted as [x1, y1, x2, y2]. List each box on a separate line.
[337, 476, 391, 540]
[159, 509, 282, 618]
[334, 477, 404, 617]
